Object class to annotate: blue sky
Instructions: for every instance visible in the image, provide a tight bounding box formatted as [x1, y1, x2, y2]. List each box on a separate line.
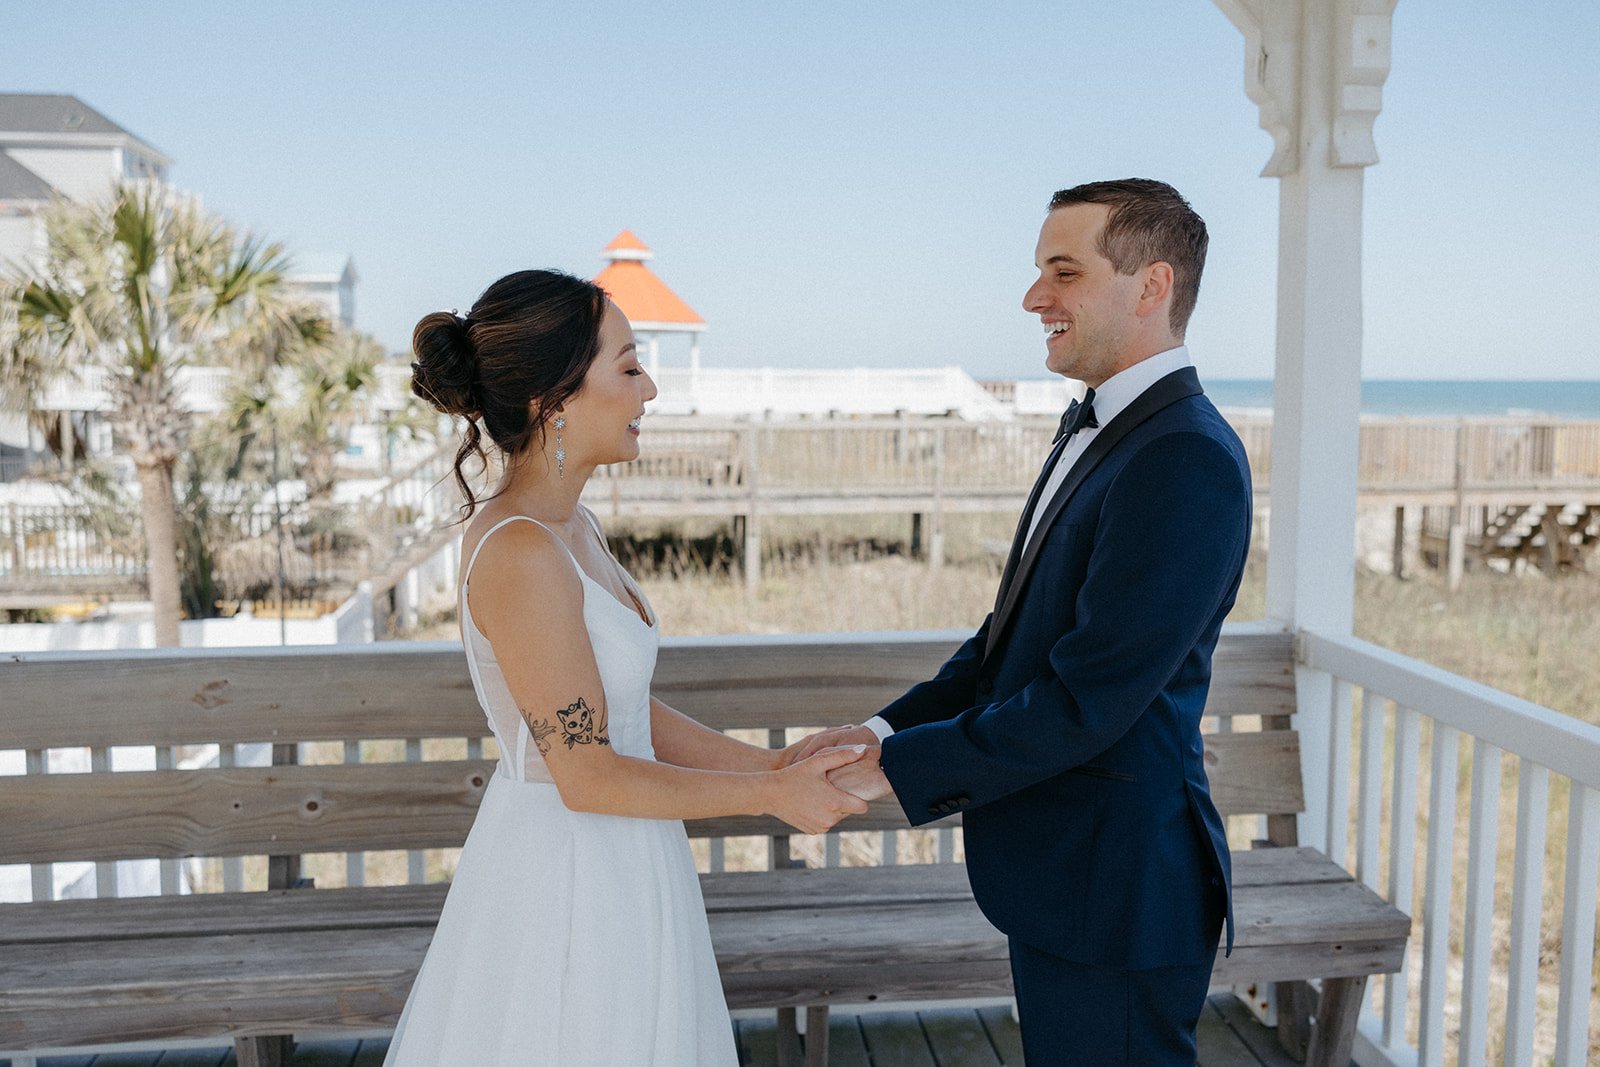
[4, 1, 1597, 379]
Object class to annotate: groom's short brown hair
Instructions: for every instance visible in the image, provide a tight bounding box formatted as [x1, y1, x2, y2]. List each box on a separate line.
[1049, 179, 1208, 336]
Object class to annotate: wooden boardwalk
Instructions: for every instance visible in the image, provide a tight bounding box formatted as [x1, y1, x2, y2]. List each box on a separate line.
[0, 995, 1309, 1066]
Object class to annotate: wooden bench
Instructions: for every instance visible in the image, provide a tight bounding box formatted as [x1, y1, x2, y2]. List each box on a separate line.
[0, 628, 1407, 1067]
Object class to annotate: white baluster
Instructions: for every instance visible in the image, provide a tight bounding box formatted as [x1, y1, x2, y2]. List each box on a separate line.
[1325, 680, 1355, 864]
[1418, 723, 1460, 1067]
[1383, 706, 1421, 1047]
[1553, 782, 1600, 1067]
[1355, 691, 1386, 893]
[1503, 759, 1547, 1067]
[1458, 738, 1501, 1067]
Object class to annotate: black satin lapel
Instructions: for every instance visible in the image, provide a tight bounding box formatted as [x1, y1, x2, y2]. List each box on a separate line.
[983, 368, 1204, 663]
[990, 433, 1072, 618]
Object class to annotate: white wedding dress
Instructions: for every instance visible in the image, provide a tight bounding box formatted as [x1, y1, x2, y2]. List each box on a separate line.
[385, 513, 737, 1065]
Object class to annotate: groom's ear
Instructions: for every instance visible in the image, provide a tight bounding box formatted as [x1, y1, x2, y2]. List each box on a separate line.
[1137, 261, 1175, 320]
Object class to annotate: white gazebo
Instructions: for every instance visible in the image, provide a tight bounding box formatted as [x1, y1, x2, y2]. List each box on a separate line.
[593, 229, 708, 380]
[1212, 5, 1598, 1067]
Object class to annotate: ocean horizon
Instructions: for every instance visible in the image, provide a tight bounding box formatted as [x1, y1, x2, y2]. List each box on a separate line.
[1199, 379, 1600, 419]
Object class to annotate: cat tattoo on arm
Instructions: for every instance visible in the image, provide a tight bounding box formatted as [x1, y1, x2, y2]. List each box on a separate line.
[523, 697, 610, 755]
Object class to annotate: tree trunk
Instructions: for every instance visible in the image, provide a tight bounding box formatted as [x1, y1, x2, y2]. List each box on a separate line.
[135, 460, 184, 647]
[305, 445, 337, 505]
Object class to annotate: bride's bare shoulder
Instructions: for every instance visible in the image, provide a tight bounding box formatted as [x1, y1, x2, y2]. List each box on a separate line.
[464, 513, 582, 620]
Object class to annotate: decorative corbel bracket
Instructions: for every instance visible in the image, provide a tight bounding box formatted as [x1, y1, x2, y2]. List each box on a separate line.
[1217, 0, 1396, 174]
[1215, 0, 1302, 178]
[1331, 0, 1397, 167]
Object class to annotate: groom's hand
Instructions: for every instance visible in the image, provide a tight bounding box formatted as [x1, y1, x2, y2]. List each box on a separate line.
[781, 723, 880, 767]
[825, 745, 893, 803]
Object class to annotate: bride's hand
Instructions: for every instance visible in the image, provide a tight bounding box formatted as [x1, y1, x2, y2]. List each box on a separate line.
[763, 746, 871, 835]
[776, 723, 880, 768]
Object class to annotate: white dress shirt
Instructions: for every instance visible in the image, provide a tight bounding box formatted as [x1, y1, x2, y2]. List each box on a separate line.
[864, 345, 1194, 742]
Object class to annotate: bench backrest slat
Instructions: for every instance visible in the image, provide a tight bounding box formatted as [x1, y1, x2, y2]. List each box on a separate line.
[0, 736, 1300, 866]
[0, 633, 1294, 749]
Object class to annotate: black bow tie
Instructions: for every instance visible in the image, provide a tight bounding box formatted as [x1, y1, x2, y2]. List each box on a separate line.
[1053, 388, 1099, 444]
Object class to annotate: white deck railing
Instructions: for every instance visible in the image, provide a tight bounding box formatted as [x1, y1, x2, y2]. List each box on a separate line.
[1297, 629, 1600, 1067]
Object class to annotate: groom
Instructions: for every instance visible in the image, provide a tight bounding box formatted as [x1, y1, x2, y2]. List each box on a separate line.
[799, 179, 1252, 1064]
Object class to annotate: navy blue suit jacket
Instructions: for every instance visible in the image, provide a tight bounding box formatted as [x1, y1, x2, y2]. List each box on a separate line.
[877, 367, 1251, 971]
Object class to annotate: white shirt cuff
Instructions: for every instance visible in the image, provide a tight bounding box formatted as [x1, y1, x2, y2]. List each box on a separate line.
[863, 715, 894, 741]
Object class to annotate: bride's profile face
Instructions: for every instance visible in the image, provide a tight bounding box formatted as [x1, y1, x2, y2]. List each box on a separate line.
[560, 301, 656, 468]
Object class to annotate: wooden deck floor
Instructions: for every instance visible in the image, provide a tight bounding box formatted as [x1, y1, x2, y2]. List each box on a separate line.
[1, 995, 1312, 1067]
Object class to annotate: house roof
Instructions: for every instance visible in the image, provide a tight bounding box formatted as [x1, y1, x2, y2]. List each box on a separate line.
[0, 150, 55, 201]
[287, 253, 358, 283]
[0, 93, 169, 161]
[593, 232, 704, 329]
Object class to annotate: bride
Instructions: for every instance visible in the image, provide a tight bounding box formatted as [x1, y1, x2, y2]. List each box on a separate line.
[385, 269, 869, 1065]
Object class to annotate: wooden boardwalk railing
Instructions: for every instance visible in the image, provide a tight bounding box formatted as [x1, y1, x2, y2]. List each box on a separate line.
[7, 414, 1600, 600]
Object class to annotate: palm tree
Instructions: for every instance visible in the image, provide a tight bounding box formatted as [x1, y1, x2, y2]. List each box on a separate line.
[0, 183, 325, 645]
[226, 328, 384, 504]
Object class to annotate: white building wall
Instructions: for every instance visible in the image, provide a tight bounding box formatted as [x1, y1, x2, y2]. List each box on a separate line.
[4, 145, 120, 203]
[0, 212, 42, 271]
[285, 277, 355, 327]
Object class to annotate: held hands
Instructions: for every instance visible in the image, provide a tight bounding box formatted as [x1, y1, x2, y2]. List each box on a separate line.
[825, 744, 892, 802]
[778, 723, 881, 767]
[766, 745, 871, 835]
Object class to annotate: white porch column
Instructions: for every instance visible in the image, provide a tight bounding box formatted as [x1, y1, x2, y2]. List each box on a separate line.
[1219, 0, 1395, 847]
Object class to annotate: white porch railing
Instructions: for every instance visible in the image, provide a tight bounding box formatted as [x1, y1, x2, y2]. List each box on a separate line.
[1297, 630, 1600, 1067]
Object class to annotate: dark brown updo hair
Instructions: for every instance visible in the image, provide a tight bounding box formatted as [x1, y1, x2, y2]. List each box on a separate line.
[412, 269, 608, 517]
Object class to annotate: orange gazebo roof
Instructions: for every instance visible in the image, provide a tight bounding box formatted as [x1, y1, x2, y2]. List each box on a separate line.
[593, 231, 706, 331]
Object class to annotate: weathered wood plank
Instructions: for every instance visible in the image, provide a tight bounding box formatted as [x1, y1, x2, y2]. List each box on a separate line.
[0, 729, 1295, 865]
[285, 1038, 359, 1067]
[824, 1011, 872, 1067]
[0, 761, 493, 864]
[1206, 732, 1304, 817]
[0, 851, 1396, 950]
[975, 1003, 1025, 1065]
[151, 1048, 232, 1066]
[1210, 992, 1305, 1067]
[919, 1007, 1002, 1067]
[1195, 997, 1268, 1067]
[0, 926, 427, 1046]
[0, 920, 1402, 1050]
[347, 1040, 389, 1067]
[736, 1013, 780, 1066]
[0, 630, 1289, 748]
[1229, 847, 1350, 887]
[857, 1011, 937, 1067]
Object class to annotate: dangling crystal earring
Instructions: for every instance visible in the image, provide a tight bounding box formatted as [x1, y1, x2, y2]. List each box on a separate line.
[553, 415, 567, 479]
